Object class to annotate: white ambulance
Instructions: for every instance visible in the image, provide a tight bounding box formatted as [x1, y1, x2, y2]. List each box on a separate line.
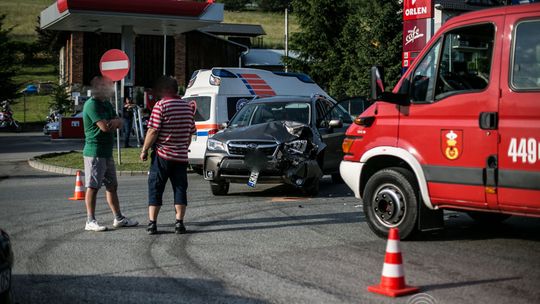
[183, 67, 330, 173]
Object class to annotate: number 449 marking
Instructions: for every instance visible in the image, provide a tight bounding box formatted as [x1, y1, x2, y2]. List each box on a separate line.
[508, 138, 539, 164]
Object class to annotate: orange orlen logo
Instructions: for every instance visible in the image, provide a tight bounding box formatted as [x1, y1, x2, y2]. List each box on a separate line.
[441, 130, 462, 160]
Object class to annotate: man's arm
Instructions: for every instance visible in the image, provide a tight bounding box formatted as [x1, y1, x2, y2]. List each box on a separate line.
[140, 128, 159, 161]
[95, 118, 123, 133]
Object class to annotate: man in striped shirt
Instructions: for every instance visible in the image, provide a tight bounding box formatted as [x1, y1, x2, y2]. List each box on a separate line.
[140, 76, 196, 235]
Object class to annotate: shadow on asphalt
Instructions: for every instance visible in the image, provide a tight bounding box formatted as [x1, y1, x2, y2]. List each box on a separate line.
[12, 274, 269, 304]
[227, 179, 353, 199]
[418, 215, 540, 242]
[421, 276, 521, 292]
[181, 211, 364, 234]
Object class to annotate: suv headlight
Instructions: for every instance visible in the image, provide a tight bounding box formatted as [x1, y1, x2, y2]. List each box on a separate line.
[207, 138, 226, 152]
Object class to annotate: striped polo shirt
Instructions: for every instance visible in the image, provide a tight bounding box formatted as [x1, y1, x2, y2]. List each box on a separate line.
[147, 96, 196, 163]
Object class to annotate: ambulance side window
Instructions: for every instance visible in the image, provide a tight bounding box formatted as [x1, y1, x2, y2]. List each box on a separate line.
[511, 20, 540, 91]
[410, 39, 441, 102]
[435, 24, 494, 99]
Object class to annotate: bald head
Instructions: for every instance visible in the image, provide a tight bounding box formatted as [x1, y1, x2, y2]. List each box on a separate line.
[153, 76, 178, 99]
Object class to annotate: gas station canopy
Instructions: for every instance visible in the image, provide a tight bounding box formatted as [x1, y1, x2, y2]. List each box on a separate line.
[40, 0, 224, 35]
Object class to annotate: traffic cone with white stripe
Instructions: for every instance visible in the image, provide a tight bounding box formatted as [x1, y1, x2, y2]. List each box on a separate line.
[69, 171, 85, 201]
[367, 228, 419, 297]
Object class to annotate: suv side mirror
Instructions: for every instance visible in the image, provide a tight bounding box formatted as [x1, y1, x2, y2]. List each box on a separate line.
[328, 119, 343, 129]
[219, 122, 228, 130]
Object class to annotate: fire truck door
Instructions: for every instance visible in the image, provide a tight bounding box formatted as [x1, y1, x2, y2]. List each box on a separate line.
[497, 16, 540, 214]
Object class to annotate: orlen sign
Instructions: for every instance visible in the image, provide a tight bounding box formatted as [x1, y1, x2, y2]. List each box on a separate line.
[404, 0, 433, 21]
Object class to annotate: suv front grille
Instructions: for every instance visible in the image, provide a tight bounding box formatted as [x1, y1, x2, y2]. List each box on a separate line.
[227, 141, 278, 157]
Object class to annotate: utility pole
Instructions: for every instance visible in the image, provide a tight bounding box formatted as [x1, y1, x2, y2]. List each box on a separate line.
[284, 5, 289, 72]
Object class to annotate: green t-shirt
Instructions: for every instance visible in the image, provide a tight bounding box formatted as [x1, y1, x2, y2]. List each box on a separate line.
[83, 98, 116, 158]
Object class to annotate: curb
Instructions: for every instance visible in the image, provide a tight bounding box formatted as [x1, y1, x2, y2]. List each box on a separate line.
[28, 152, 194, 176]
[28, 157, 149, 176]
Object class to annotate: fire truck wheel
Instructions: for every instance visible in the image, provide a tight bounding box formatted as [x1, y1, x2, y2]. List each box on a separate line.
[210, 181, 229, 196]
[467, 211, 511, 225]
[363, 167, 419, 239]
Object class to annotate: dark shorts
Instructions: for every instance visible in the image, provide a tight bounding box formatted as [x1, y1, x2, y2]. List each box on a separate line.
[148, 152, 188, 206]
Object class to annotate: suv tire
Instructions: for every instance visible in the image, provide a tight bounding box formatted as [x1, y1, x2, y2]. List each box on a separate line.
[210, 181, 229, 196]
[302, 178, 320, 197]
[363, 167, 419, 240]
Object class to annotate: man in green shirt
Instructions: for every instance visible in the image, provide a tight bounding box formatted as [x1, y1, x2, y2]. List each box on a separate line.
[82, 76, 138, 231]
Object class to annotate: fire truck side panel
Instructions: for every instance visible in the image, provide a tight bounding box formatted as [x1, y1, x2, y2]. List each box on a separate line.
[497, 12, 540, 214]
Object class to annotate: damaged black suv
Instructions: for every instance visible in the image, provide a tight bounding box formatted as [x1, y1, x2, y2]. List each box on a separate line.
[203, 95, 352, 196]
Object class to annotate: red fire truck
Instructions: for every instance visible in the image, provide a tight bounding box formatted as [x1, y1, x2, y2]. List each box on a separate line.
[340, 3, 540, 239]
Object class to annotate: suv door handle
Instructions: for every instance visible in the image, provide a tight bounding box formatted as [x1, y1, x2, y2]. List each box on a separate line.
[479, 112, 498, 130]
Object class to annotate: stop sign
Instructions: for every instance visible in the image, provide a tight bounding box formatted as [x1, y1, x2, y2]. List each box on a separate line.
[100, 49, 130, 81]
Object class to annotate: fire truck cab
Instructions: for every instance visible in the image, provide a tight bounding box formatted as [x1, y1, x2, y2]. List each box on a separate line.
[340, 4, 540, 239]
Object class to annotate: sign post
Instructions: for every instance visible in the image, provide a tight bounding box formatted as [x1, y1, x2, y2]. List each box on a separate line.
[99, 49, 130, 165]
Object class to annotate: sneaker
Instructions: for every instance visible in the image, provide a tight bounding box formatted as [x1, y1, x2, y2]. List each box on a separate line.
[147, 222, 157, 235]
[113, 216, 139, 228]
[175, 221, 187, 234]
[85, 220, 107, 232]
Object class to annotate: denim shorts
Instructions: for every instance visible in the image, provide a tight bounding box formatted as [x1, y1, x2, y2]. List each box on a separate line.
[84, 156, 118, 190]
[148, 152, 188, 206]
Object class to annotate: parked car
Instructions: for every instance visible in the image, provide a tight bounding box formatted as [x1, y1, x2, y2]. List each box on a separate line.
[183, 67, 332, 175]
[0, 228, 13, 304]
[203, 95, 352, 196]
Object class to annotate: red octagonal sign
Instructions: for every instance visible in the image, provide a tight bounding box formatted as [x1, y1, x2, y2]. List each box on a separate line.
[100, 49, 130, 82]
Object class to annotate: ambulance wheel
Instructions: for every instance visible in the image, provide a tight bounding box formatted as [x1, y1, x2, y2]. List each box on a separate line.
[467, 211, 511, 225]
[363, 167, 418, 240]
[210, 181, 229, 196]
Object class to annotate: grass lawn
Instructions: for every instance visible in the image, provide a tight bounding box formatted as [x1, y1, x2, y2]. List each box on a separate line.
[11, 64, 57, 123]
[0, 0, 52, 42]
[37, 148, 151, 172]
[224, 10, 299, 49]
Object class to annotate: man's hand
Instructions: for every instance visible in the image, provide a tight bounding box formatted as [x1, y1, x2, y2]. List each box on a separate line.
[110, 118, 123, 129]
[140, 150, 148, 161]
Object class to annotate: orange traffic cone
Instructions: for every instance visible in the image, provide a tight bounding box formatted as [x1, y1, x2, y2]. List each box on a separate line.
[69, 171, 85, 201]
[367, 228, 419, 297]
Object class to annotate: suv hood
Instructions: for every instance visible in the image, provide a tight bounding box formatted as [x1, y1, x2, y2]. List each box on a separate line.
[215, 120, 324, 150]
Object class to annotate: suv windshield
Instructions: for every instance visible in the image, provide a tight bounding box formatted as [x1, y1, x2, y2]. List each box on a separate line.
[229, 102, 311, 128]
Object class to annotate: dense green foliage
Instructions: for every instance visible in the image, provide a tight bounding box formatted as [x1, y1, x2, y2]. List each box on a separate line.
[257, 0, 290, 12]
[288, 0, 402, 99]
[0, 15, 19, 101]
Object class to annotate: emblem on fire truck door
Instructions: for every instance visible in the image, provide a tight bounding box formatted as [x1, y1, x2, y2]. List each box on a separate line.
[441, 130, 463, 160]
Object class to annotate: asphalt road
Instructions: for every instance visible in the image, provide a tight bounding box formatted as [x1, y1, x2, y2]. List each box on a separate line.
[0, 133, 539, 304]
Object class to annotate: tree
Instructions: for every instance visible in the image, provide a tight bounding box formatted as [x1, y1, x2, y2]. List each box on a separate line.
[49, 83, 72, 115]
[288, 0, 402, 99]
[336, 0, 402, 98]
[287, 0, 350, 98]
[35, 16, 65, 65]
[257, 0, 290, 12]
[0, 15, 19, 101]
